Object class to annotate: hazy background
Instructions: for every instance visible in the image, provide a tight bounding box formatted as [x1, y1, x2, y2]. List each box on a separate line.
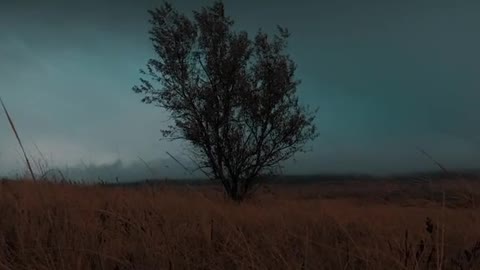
[1, 0, 480, 181]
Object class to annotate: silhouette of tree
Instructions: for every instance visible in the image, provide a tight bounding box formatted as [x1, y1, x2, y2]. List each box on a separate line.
[133, 1, 317, 201]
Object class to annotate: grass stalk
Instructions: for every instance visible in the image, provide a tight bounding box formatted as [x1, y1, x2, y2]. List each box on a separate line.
[0, 97, 36, 181]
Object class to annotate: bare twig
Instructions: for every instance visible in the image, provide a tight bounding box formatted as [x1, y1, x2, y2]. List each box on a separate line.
[166, 151, 192, 174]
[137, 155, 157, 177]
[416, 147, 449, 174]
[186, 155, 210, 178]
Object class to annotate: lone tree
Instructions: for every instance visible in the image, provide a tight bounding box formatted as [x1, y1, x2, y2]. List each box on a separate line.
[133, 1, 317, 201]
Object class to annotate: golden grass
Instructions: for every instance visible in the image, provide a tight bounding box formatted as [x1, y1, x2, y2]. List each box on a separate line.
[0, 179, 479, 270]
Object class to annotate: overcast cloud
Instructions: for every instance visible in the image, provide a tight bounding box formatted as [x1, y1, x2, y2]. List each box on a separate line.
[1, 0, 480, 181]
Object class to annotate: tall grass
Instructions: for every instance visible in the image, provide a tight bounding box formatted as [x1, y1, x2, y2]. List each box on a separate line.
[0, 97, 36, 181]
[0, 179, 478, 269]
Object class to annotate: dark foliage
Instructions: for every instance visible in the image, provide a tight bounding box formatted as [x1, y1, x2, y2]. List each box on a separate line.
[133, 1, 317, 200]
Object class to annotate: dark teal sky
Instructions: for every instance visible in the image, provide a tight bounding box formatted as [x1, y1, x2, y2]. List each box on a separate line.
[1, 0, 480, 179]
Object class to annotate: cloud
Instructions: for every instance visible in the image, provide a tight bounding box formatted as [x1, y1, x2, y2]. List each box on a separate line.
[0, 36, 57, 82]
[1, 0, 480, 179]
[52, 156, 200, 183]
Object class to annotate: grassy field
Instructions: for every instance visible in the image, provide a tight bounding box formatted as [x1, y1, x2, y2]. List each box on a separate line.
[0, 178, 479, 270]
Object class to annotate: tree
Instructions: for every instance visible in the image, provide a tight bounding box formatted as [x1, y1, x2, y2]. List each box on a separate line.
[133, 1, 317, 201]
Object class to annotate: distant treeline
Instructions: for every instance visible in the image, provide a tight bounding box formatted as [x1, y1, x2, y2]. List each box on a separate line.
[101, 169, 480, 188]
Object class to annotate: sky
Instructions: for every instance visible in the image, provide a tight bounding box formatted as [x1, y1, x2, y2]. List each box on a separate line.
[1, 0, 480, 180]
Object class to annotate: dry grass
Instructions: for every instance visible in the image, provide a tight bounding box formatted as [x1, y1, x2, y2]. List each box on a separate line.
[0, 178, 479, 270]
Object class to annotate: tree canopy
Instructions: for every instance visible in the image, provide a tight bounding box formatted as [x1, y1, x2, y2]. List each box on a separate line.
[133, 1, 317, 200]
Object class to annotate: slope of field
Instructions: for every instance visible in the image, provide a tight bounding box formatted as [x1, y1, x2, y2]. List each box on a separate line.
[0, 178, 479, 270]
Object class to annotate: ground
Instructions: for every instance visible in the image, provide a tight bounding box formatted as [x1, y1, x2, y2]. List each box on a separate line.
[0, 177, 479, 269]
